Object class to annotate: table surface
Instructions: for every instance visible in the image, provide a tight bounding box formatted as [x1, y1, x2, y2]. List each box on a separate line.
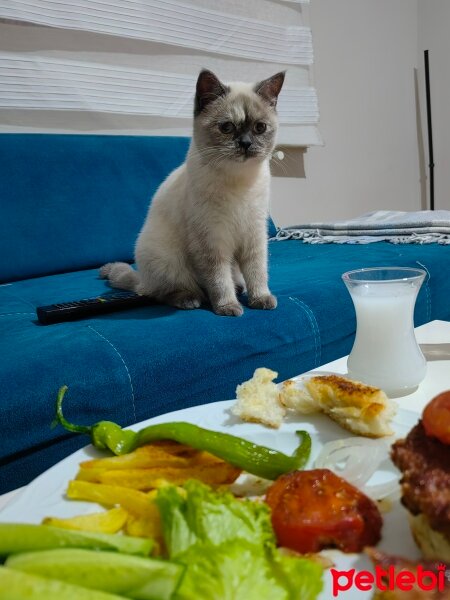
[1, 319, 449, 512]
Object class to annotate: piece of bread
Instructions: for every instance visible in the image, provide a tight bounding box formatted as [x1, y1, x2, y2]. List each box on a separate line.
[409, 513, 450, 563]
[232, 368, 285, 428]
[280, 374, 397, 438]
[280, 379, 317, 414]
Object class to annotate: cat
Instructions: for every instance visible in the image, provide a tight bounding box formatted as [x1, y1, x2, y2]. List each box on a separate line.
[100, 69, 285, 317]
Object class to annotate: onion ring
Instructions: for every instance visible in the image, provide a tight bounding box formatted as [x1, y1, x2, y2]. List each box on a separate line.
[314, 437, 398, 500]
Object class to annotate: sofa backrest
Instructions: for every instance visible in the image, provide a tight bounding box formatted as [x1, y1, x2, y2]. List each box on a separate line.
[0, 134, 191, 283]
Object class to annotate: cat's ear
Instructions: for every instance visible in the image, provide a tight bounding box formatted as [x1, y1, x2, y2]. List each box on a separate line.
[194, 70, 228, 116]
[254, 71, 286, 108]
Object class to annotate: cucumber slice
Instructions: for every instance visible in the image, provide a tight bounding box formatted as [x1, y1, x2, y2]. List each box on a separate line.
[0, 523, 152, 556]
[6, 548, 184, 600]
[0, 566, 126, 600]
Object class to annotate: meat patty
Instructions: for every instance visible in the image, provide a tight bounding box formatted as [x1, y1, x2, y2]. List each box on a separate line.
[391, 421, 450, 536]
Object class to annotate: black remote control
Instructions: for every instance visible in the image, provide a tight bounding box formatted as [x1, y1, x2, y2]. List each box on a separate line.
[36, 291, 150, 325]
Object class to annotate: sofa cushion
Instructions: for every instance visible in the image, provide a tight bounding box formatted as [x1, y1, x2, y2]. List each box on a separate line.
[0, 134, 277, 283]
[1, 240, 449, 494]
[0, 135, 191, 283]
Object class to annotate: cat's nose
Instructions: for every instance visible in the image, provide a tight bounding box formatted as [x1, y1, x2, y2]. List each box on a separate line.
[238, 134, 252, 151]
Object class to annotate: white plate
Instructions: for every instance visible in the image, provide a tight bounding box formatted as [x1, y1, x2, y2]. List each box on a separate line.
[0, 397, 421, 600]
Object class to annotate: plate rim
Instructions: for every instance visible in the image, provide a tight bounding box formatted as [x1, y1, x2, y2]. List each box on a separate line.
[0, 392, 422, 600]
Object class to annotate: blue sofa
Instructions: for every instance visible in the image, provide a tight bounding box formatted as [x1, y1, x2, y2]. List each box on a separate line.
[1, 133, 450, 495]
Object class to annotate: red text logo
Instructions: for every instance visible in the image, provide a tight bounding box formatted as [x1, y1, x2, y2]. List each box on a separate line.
[331, 564, 447, 597]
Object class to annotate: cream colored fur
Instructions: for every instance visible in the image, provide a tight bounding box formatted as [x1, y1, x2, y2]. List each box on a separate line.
[101, 71, 283, 316]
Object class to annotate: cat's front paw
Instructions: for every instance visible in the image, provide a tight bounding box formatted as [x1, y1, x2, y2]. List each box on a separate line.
[165, 290, 203, 310]
[248, 294, 277, 310]
[177, 297, 202, 310]
[214, 302, 244, 317]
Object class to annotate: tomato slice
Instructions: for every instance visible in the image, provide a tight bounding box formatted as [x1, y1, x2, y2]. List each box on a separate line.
[422, 391, 450, 445]
[265, 469, 382, 554]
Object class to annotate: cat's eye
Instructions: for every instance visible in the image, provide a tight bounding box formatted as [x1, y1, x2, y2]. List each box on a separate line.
[219, 121, 235, 134]
[254, 122, 267, 134]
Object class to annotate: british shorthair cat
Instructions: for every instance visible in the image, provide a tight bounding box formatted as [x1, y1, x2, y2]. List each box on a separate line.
[101, 69, 285, 316]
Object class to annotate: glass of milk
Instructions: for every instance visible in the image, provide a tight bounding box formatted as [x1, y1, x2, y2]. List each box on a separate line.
[342, 267, 427, 397]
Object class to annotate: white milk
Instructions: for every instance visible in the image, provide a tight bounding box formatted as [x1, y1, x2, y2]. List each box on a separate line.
[347, 282, 426, 396]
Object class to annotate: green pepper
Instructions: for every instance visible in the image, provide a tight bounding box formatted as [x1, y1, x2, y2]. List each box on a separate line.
[54, 387, 311, 481]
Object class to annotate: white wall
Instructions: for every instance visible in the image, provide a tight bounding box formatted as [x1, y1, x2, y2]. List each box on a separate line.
[417, 0, 450, 211]
[2, 2, 442, 226]
[271, 0, 422, 227]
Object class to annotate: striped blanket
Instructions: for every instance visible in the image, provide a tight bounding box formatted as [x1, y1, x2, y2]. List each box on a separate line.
[274, 210, 450, 244]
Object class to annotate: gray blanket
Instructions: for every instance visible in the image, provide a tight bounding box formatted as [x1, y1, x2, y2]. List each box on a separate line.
[274, 210, 450, 244]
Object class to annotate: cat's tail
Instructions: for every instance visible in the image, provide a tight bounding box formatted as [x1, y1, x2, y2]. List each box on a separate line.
[99, 262, 139, 291]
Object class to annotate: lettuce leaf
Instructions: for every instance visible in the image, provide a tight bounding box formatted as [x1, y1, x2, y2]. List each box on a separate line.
[174, 540, 284, 600]
[156, 480, 274, 557]
[271, 551, 324, 600]
[175, 541, 323, 600]
[156, 481, 323, 600]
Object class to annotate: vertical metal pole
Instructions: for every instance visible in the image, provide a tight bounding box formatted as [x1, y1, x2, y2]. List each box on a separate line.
[424, 50, 434, 210]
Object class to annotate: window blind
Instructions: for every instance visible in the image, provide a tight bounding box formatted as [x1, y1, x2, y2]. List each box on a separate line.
[0, 0, 313, 65]
[0, 0, 321, 146]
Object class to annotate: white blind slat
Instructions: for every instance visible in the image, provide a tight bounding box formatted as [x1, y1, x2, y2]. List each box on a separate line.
[0, 0, 313, 65]
[0, 0, 320, 148]
[0, 54, 319, 124]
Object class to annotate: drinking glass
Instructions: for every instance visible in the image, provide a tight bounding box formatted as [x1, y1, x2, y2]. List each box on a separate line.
[342, 267, 427, 397]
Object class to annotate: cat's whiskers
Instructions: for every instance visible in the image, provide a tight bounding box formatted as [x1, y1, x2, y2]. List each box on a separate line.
[270, 154, 288, 176]
[193, 145, 236, 171]
[192, 146, 227, 162]
[208, 152, 229, 171]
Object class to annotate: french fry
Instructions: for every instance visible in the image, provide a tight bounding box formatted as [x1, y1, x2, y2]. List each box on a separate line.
[186, 451, 226, 466]
[80, 446, 191, 470]
[42, 507, 128, 534]
[148, 443, 228, 465]
[75, 467, 106, 483]
[65, 441, 241, 543]
[124, 513, 161, 542]
[97, 463, 241, 491]
[66, 480, 157, 519]
[147, 440, 205, 455]
[79, 443, 224, 471]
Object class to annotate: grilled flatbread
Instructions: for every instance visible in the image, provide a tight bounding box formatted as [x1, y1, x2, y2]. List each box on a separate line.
[280, 374, 397, 438]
